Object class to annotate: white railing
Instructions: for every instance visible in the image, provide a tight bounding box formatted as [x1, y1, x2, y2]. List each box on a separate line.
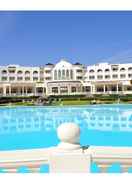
[0, 148, 49, 173]
[1, 123, 132, 173]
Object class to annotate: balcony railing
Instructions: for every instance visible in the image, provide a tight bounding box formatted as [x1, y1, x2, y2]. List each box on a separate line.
[1, 123, 132, 173]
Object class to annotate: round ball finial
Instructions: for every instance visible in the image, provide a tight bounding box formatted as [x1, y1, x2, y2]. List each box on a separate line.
[57, 123, 80, 144]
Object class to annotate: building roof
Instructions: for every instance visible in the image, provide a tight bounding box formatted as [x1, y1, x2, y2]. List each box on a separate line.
[53, 59, 72, 70]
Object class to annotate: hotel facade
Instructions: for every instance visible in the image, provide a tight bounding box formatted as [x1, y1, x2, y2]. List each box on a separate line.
[0, 59, 132, 97]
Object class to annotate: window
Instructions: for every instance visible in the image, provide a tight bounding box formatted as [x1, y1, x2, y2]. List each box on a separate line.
[27, 87, 33, 93]
[120, 68, 125, 72]
[1, 77, 7, 81]
[105, 75, 110, 79]
[89, 75, 95, 80]
[25, 71, 30, 75]
[97, 75, 103, 79]
[66, 70, 69, 79]
[70, 70, 73, 79]
[77, 76, 82, 80]
[89, 69, 94, 73]
[2, 70, 7, 74]
[40, 78, 44, 82]
[112, 68, 118, 72]
[58, 70, 61, 79]
[105, 69, 110, 72]
[17, 70, 23, 74]
[128, 67, 132, 71]
[45, 70, 51, 74]
[60, 86, 68, 93]
[127, 86, 132, 91]
[9, 70, 15, 73]
[37, 87, 43, 93]
[120, 74, 126, 79]
[45, 77, 51, 80]
[17, 77, 23, 81]
[33, 77, 38, 81]
[54, 70, 57, 80]
[33, 71, 38, 75]
[112, 74, 118, 79]
[97, 87, 104, 92]
[11, 88, 17, 93]
[128, 74, 132, 78]
[62, 70, 65, 79]
[52, 87, 58, 93]
[71, 87, 76, 93]
[82, 86, 91, 92]
[25, 77, 30, 81]
[9, 77, 15, 81]
[97, 69, 103, 72]
[76, 69, 82, 73]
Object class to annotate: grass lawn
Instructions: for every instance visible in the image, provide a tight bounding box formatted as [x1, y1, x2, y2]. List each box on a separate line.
[13, 102, 35, 106]
[52, 99, 117, 106]
[59, 100, 91, 105]
[0, 94, 132, 106]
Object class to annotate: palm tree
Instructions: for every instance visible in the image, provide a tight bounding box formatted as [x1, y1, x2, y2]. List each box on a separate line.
[45, 63, 53, 66]
[74, 62, 82, 65]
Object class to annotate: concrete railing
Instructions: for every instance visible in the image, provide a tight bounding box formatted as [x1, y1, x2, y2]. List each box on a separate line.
[1, 123, 132, 173]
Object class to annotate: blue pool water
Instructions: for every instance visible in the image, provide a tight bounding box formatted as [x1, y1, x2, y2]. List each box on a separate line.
[1, 104, 132, 151]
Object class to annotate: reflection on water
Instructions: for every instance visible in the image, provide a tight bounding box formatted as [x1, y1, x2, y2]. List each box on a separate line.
[0, 105, 132, 135]
[1, 105, 132, 150]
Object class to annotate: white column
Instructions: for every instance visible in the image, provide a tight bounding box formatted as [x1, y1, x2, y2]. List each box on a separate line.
[90, 86, 92, 94]
[41, 87, 43, 95]
[122, 85, 124, 94]
[68, 85, 70, 95]
[20, 87, 22, 96]
[18, 87, 21, 96]
[92, 85, 95, 94]
[117, 83, 119, 94]
[58, 87, 60, 95]
[104, 85, 106, 93]
[107, 85, 109, 94]
[22, 86, 24, 96]
[45, 87, 48, 96]
[34, 87, 37, 96]
[25, 87, 28, 96]
[9, 86, 11, 96]
[3, 86, 6, 96]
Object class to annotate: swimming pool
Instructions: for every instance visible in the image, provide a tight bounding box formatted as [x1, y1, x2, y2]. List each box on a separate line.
[1, 104, 132, 151]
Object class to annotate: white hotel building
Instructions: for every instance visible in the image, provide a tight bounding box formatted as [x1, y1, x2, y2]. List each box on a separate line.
[0, 59, 132, 97]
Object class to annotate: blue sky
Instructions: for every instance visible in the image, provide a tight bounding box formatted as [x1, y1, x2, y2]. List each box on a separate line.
[0, 11, 132, 66]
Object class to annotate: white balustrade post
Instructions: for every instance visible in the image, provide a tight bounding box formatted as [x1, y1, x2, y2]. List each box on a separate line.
[57, 123, 81, 150]
[49, 123, 91, 173]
